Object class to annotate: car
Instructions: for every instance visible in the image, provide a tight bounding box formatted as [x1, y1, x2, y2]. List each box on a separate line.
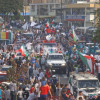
[1, 65, 12, 72]
[69, 72, 100, 100]
[46, 53, 66, 74]
[41, 40, 58, 56]
[0, 71, 7, 83]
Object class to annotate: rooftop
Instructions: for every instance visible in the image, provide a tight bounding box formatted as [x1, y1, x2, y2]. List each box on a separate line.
[71, 72, 98, 80]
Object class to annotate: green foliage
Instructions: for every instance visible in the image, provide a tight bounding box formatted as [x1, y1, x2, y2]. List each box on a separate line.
[0, 0, 23, 18]
[93, 1, 100, 43]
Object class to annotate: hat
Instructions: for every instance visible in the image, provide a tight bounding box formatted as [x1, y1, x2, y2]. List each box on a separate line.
[25, 88, 30, 91]
[52, 75, 56, 78]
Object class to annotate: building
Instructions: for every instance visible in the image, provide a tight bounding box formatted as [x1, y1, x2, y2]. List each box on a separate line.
[30, 2, 61, 21]
[31, 0, 65, 3]
[55, 0, 100, 27]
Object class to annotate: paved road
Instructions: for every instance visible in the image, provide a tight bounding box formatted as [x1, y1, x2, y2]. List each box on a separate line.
[54, 74, 68, 85]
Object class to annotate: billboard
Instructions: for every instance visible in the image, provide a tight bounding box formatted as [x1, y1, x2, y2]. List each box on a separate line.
[66, 16, 85, 21]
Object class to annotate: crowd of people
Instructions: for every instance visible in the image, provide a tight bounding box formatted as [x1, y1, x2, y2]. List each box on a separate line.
[0, 18, 99, 100]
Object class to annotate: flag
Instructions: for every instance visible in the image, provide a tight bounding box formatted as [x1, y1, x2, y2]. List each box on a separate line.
[22, 22, 29, 30]
[72, 29, 79, 43]
[16, 45, 28, 57]
[78, 52, 95, 74]
[51, 19, 55, 24]
[68, 30, 73, 38]
[6, 32, 9, 39]
[0, 32, 12, 40]
[30, 22, 37, 26]
[52, 23, 56, 29]
[45, 20, 50, 27]
[1, 32, 6, 39]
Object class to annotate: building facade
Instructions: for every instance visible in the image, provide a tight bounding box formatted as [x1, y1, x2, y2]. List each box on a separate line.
[55, 1, 100, 27]
[31, 0, 65, 3]
[30, 3, 60, 21]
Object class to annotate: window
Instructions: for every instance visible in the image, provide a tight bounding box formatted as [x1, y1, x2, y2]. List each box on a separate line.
[48, 55, 63, 60]
[56, 9, 61, 16]
[86, 8, 94, 15]
[37, 5, 48, 15]
[66, 8, 71, 15]
[50, 4, 54, 12]
[31, 5, 35, 12]
[72, 8, 85, 15]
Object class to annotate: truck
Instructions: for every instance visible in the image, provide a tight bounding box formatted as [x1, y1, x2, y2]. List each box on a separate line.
[0, 71, 7, 83]
[46, 53, 66, 74]
[69, 72, 100, 100]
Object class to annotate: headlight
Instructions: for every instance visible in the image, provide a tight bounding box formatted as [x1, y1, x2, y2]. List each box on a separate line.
[48, 63, 52, 66]
[62, 63, 66, 66]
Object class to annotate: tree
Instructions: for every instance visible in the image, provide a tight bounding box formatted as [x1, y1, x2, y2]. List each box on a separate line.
[93, 1, 100, 43]
[7, 59, 29, 84]
[0, 0, 23, 20]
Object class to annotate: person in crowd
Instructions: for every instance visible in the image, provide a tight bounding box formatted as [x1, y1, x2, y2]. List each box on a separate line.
[76, 91, 85, 100]
[33, 67, 39, 77]
[45, 68, 51, 79]
[30, 75, 35, 85]
[35, 59, 40, 69]
[35, 80, 41, 100]
[39, 69, 44, 80]
[40, 78, 52, 100]
[30, 85, 35, 94]
[4, 86, 11, 100]
[9, 81, 16, 100]
[31, 57, 36, 65]
[29, 66, 34, 78]
[23, 87, 29, 100]
[17, 87, 23, 100]
[27, 90, 38, 100]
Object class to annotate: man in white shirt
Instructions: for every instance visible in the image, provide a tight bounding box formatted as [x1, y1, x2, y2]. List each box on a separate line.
[39, 69, 44, 79]
[33, 67, 39, 77]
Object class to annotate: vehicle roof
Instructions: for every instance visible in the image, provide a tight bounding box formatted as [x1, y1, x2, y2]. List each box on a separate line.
[71, 72, 98, 80]
[48, 53, 63, 55]
[43, 43, 56, 44]
[23, 32, 33, 35]
[2, 65, 12, 68]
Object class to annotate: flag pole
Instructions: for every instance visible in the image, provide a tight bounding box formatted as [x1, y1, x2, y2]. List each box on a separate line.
[58, 75, 60, 100]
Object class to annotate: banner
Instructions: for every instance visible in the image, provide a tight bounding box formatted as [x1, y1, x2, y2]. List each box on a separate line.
[66, 16, 85, 21]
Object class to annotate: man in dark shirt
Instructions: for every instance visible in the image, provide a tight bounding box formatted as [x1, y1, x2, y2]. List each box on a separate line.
[23, 88, 29, 100]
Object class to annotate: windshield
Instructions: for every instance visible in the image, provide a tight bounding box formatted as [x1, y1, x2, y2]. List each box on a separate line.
[1, 68, 9, 71]
[0, 75, 7, 81]
[78, 80, 99, 88]
[48, 55, 63, 60]
[23, 34, 33, 37]
[16, 52, 21, 56]
[95, 52, 100, 55]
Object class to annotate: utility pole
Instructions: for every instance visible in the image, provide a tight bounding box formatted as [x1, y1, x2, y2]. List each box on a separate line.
[61, 0, 63, 23]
